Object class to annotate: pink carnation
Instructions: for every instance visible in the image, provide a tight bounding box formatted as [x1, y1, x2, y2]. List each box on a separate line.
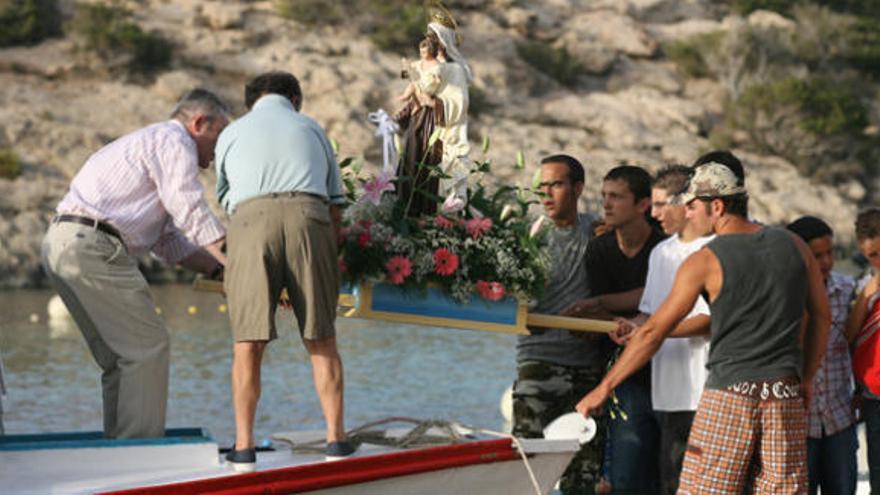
[466, 217, 493, 239]
[433, 248, 459, 276]
[357, 231, 371, 248]
[385, 255, 413, 285]
[434, 215, 456, 229]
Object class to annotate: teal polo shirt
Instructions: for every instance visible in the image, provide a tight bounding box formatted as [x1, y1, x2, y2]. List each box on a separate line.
[215, 94, 345, 214]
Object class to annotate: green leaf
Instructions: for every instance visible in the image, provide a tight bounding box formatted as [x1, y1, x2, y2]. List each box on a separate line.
[338, 157, 353, 169]
[482, 135, 490, 154]
[330, 138, 340, 154]
[516, 150, 525, 170]
[531, 168, 542, 189]
[427, 128, 443, 149]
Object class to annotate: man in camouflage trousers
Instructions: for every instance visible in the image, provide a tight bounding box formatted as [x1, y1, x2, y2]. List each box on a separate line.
[514, 362, 607, 493]
[513, 154, 610, 494]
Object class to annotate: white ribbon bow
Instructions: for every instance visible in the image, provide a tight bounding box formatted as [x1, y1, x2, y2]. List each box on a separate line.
[368, 109, 400, 175]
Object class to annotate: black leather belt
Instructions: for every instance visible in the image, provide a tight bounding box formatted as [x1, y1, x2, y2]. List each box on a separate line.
[268, 191, 328, 203]
[54, 214, 124, 245]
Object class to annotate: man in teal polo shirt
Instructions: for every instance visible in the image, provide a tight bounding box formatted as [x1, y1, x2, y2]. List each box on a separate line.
[215, 71, 352, 471]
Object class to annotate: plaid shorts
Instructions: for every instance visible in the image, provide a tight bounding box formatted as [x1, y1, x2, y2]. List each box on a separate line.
[678, 383, 807, 494]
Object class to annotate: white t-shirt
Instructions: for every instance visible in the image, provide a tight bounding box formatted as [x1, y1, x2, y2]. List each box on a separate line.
[639, 234, 714, 412]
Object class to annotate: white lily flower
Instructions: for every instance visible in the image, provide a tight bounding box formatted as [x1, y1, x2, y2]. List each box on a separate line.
[529, 215, 548, 238]
[500, 204, 516, 222]
[441, 191, 465, 214]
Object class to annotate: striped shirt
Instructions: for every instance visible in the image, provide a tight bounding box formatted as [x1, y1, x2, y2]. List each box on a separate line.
[808, 271, 857, 438]
[56, 120, 225, 263]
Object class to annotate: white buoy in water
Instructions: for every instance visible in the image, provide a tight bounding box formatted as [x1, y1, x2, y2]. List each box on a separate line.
[47, 295, 71, 321]
[500, 385, 513, 424]
[47, 294, 77, 338]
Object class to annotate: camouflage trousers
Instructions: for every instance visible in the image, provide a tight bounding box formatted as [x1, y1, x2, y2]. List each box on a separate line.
[513, 360, 607, 495]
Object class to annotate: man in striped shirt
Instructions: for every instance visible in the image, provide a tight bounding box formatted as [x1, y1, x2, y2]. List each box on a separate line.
[787, 216, 857, 495]
[41, 89, 229, 439]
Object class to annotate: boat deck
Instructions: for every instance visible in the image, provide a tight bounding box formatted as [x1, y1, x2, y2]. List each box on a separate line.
[1, 426, 578, 495]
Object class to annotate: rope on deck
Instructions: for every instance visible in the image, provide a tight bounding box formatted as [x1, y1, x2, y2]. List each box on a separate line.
[273, 417, 543, 495]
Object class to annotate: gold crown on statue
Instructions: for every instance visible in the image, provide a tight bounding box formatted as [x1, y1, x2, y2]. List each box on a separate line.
[426, 1, 462, 43]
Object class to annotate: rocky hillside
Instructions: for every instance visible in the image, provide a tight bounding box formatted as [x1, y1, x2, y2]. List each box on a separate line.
[0, 0, 876, 288]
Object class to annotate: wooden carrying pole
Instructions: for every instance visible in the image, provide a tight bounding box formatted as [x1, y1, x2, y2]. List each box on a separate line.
[193, 279, 615, 334]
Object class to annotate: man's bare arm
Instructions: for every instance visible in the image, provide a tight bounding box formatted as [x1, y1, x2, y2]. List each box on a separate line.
[668, 314, 711, 338]
[597, 288, 643, 314]
[561, 288, 643, 318]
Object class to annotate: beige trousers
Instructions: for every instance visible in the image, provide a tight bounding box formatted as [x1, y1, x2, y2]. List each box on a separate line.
[41, 221, 169, 438]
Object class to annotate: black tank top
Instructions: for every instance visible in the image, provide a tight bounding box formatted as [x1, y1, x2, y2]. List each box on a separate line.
[704, 227, 807, 389]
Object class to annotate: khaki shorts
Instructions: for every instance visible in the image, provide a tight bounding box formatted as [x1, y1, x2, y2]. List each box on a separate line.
[225, 193, 339, 342]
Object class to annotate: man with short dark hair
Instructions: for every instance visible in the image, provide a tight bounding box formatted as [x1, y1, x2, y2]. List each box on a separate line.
[693, 150, 745, 185]
[578, 162, 830, 495]
[216, 71, 351, 471]
[786, 216, 857, 495]
[612, 164, 713, 495]
[42, 88, 230, 439]
[565, 164, 666, 494]
[513, 153, 608, 494]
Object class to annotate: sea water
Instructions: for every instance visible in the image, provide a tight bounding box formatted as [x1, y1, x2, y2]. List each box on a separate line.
[0, 284, 516, 446]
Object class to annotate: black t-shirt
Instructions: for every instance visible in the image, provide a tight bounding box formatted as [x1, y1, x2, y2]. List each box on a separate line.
[585, 225, 666, 384]
[585, 226, 666, 300]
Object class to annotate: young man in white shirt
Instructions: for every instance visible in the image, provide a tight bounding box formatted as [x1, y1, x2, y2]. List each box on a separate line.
[612, 164, 714, 495]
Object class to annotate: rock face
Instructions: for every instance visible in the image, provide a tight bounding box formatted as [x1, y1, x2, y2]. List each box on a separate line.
[0, 0, 863, 288]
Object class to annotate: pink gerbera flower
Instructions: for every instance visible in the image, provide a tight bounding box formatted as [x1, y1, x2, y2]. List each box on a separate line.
[385, 255, 412, 285]
[433, 248, 459, 276]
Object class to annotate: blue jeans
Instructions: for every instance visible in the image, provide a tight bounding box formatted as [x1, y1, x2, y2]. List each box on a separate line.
[606, 373, 660, 494]
[807, 424, 857, 495]
[865, 398, 880, 494]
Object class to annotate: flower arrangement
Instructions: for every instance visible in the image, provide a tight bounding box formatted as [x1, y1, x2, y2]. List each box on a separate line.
[337, 147, 551, 305]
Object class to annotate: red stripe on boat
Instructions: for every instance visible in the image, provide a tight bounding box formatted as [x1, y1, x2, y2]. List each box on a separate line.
[99, 438, 520, 495]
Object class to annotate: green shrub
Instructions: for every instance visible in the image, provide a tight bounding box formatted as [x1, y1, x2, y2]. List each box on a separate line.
[843, 17, 880, 77]
[69, 2, 172, 76]
[0, 0, 63, 47]
[367, 2, 426, 54]
[275, 0, 425, 55]
[733, 77, 868, 139]
[729, 0, 801, 15]
[0, 147, 21, 180]
[794, 78, 868, 135]
[731, 0, 880, 18]
[274, 0, 349, 25]
[819, 0, 880, 18]
[515, 41, 584, 88]
[729, 76, 870, 181]
[664, 32, 724, 78]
